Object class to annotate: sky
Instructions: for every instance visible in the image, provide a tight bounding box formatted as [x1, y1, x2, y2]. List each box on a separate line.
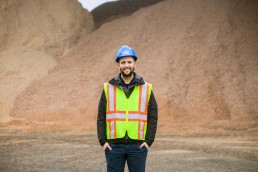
[78, 0, 119, 12]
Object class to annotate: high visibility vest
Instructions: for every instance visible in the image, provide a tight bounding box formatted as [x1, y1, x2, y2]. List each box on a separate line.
[104, 82, 152, 140]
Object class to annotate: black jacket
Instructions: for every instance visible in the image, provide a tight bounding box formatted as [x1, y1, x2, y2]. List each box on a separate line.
[97, 73, 158, 147]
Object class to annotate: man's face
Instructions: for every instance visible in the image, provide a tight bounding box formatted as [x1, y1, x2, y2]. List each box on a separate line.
[118, 56, 136, 78]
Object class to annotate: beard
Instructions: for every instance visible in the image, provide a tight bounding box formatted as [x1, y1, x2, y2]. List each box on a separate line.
[120, 67, 135, 78]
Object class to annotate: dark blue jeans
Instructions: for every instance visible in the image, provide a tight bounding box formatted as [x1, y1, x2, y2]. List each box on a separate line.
[105, 143, 148, 172]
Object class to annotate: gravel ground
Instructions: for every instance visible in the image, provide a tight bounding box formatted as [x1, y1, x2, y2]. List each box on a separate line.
[0, 132, 257, 172]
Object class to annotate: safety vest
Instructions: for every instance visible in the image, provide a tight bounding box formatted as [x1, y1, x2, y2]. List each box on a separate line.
[104, 82, 152, 140]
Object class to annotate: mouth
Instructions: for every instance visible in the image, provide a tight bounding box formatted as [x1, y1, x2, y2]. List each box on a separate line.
[123, 67, 131, 71]
[124, 68, 131, 71]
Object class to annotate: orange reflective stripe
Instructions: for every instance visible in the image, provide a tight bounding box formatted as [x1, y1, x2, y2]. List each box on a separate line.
[127, 111, 146, 114]
[107, 111, 126, 114]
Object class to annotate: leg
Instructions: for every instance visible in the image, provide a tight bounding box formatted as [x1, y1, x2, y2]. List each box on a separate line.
[105, 143, 126, 172]
[126, 144, 148, 172]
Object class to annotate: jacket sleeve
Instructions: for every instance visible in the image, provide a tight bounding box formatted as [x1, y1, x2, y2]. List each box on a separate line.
[145, 91, 158, 147]
[97, 90, 107, 146]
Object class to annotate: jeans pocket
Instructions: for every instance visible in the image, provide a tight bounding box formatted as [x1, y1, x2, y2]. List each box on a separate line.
[104, 143, 113, 152]
[138, 144, 148, 151]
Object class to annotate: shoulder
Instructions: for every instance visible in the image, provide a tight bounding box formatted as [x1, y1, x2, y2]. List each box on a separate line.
[109, 75, 122, 86]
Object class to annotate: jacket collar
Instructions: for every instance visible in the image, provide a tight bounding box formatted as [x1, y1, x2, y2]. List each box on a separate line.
[109, 73, 145, 90]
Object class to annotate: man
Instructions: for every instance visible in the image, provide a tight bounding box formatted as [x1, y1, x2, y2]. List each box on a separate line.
[97, 45, 158, 172]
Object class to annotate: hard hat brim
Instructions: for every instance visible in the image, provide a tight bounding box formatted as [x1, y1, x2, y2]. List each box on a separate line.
[116, 55, 137, 63]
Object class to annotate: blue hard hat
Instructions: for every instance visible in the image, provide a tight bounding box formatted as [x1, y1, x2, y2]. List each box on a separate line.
[116, 45, 138, 63]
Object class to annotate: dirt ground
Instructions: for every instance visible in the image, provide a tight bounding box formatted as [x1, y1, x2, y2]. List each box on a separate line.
[0, 129, 257, 172]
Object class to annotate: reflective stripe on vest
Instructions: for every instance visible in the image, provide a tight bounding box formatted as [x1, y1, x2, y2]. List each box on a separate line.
[107, 84, 115, 112]
[140, 83, 148, 113]
[109, 120, 115, 138]
[105, 82, 151, 140]
[139, 121, 145, 139]
[106, 113, 147, 121]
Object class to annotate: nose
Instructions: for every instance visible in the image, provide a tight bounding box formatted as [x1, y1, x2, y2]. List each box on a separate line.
[125, 62, 130, 67]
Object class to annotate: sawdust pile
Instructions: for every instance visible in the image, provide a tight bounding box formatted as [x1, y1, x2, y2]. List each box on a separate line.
[0, 0, 94, 121]
[2, 0, 258, 135]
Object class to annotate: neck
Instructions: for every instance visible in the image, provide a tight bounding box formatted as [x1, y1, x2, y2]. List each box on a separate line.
[121, 73, 134, 84]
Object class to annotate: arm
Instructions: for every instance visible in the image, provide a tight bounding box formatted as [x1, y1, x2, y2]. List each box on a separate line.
[145, 91, 158, 147]
[97, 90, 107, 146]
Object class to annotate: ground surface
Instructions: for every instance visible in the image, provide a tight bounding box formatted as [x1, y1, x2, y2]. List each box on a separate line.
[0, 130, 257, 172]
